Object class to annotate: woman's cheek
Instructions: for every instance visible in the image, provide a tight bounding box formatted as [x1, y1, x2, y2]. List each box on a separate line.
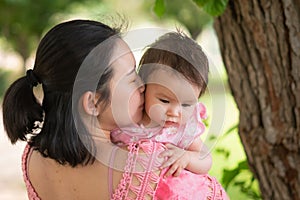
[129, 91, 143, 123]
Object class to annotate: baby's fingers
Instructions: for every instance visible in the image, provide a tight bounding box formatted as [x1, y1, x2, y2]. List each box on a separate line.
[164, 164, 183, 178]
[160, 157, 177, 169]
[173, 167, 183, 177]
[159, 149, 173, 158]
[164, 164, 178, 178]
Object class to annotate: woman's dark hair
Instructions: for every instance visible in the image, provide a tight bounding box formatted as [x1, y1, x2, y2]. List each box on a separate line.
[139, 31, 209, 97]
[2, 19, 120, 166]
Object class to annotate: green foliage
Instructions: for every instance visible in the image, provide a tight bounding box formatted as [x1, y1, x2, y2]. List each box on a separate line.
[222, 160, 249, 188]
[223, 123, 238, 136]
[192, 0, 228, 16]
[217, 125, 262, 199]
[0, 0, 98, 70]
[153, 0, 228, 19]
[152, 0, 213, 39]
[153, 0, 165, 17]
[222, 161, 261, 199]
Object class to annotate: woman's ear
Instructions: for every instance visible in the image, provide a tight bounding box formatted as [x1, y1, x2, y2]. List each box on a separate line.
[81, 91, 100, 116]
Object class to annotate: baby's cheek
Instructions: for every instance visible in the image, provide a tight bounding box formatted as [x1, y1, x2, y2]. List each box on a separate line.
[147, 104, 166, 124]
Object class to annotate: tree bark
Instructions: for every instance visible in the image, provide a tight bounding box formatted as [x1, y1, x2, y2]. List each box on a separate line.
[214, 0, 300, 199]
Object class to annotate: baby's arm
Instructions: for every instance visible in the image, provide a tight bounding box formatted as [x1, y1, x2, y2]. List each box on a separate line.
[159, 136, 212, 177]
[185, 136, 212, 174]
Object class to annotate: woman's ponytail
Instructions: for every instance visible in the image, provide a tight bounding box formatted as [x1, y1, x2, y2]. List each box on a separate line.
[2, 70, 44, 144]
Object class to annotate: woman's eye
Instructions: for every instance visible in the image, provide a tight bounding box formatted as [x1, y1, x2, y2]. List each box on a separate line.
[181, 103, 192, 107]
[130, 76, 138, 83]
[159, 99, 169, 104]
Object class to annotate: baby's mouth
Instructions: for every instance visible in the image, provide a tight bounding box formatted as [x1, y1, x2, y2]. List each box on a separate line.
[163, 121, 179, 128]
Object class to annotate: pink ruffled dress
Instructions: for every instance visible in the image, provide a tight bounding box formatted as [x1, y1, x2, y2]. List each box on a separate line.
[111, 103, 207, 149]
[111, 102, 230, 200]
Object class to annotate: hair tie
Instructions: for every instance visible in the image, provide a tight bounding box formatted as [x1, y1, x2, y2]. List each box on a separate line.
[26, 69, 40, 87]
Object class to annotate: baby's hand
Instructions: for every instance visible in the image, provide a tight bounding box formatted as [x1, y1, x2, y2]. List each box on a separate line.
[159, 143, 191, 177]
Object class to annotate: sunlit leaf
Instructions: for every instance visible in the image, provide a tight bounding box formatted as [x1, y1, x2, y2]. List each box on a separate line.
[224, 123, 238, 136]
[222, 168, 240, 189]
[215, 147, 231, 158]
[192, 0, 206, 7]
[238, 160, 249, 170]
[153, 0, 165, 17]
[192, 0, 228, 16]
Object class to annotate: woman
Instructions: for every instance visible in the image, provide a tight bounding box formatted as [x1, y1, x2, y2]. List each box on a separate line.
[2, 19, 164, 199]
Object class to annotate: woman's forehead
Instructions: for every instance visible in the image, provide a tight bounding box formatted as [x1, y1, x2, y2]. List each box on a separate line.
[110, 40, 136, 74]
[111, 38, 132, 61]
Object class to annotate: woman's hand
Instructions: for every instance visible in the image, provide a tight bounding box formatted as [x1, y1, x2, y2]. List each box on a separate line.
[159, 143, 191, 177]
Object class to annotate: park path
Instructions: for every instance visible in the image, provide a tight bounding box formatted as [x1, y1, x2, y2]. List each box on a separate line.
[0, 108, 27, 200]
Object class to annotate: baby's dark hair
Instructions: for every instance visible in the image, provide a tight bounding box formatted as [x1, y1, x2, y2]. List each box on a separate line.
[2, 19, 121, 166]
[138, 31, 209, 97]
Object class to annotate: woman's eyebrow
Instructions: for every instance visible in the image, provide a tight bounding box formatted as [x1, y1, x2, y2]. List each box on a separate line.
[126, 67, 136, 76]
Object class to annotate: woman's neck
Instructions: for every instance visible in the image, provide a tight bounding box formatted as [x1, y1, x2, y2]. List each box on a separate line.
[87, 124, 111, 143]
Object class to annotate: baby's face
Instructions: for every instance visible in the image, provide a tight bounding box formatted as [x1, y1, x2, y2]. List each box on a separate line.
[144, 69, 200, 128]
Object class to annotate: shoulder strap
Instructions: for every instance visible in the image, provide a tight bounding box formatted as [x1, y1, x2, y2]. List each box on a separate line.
[108, 145, 119, 198]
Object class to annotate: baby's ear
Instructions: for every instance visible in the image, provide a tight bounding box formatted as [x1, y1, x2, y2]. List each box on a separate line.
[81, 91, 100, 116]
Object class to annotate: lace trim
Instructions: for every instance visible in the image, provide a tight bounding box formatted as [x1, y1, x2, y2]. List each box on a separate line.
[22, 144, 41, 200]
[112, 141, 164, 200]
[206, 175, 229, 200]
[111, 143, 139, 199]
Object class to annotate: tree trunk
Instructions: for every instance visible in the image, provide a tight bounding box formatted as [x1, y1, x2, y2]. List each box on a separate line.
[214, 0, 300, 199]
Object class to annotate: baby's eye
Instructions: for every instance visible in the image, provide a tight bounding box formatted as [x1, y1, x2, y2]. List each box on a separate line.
[159, 98, 169, 104]
[181, 103, 192, 107]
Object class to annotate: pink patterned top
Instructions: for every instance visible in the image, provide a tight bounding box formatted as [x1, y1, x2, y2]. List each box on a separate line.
[111, 102, 207, 149]
[21, 141, 166, 200]
[110, 140, 166, 199]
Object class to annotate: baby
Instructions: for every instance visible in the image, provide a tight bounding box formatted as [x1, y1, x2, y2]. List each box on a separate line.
[111, 31, 229, 199]
[111, 31, 211, 177]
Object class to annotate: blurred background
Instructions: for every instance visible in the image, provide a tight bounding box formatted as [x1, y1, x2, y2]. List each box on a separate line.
[0, 0, 261, 199]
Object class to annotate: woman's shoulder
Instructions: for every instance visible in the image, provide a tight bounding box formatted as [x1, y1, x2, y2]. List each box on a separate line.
[26, 144, 113, 199]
